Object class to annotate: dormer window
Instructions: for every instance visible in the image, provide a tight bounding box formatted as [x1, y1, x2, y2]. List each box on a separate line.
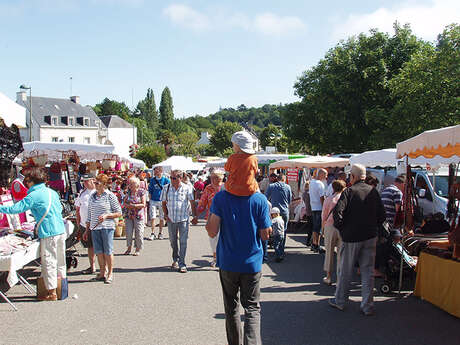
[51, 116, 58, 126]
[84, 118, 90, 126]
[69, 117, 75, 126]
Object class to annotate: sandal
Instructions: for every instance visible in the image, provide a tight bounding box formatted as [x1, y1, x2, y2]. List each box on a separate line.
[90, 275, 105, 282]
[123, 249, 132, 255]
[82, 267, 96, 275]
[104, 275, 113, 284]
[133, 251, 140, 256]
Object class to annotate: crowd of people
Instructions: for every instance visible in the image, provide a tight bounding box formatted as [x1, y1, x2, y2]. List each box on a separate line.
[1, 130, 417, 345]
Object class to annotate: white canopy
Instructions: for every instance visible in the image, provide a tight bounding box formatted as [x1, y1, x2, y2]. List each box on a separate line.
[19, 141, 116, 161]
[153, 156, 205, 172]
[396, 124, 460, 159]
[127, 157, 146, 169]
[269, 156, 349, 169]
[351, 148, 460, 168]
[0, 92, 27, 128]
[206, 159, 227, 168]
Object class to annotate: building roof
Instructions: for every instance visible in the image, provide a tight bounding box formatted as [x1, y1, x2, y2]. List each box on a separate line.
[99, 115, 134, 129]
[17, 96, 99, 127]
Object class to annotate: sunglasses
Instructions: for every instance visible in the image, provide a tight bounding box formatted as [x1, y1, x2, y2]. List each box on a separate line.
[171, 176, 181, 180]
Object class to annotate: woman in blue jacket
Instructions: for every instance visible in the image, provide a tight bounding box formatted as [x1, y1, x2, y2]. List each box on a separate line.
[0, 167, 66, 301]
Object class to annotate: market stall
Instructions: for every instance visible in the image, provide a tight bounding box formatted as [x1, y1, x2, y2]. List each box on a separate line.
[396, 124, 460, 318]
[269, 155, 349, 169]
[153, 155, 205, 173]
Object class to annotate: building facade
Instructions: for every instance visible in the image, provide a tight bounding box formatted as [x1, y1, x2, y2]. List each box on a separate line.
[99, 115, 137, 158]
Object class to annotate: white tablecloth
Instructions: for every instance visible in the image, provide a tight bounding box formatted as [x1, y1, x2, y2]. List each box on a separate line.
[0, 220, 74, 287]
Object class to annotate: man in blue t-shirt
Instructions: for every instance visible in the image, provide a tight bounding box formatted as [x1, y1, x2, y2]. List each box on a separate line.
[148, 166, 170, 240]
[206, 190, 272, 345]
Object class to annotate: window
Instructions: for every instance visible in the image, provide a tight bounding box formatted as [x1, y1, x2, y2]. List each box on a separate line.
[84, 118, 90, 126]
[69, 117, 75, 126]
[84, 137, 90, 144]
[52, 137, 58, 142]
[51, 116, 58, 126]
[68, 137, 75, 143]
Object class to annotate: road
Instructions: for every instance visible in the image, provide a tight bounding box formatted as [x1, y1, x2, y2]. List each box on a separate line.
[1, 222, 459, 345]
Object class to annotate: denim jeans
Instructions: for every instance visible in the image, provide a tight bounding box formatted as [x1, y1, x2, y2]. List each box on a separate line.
[273, 234, 284, 259]
[262, 240, 268, 262]
[167, 220, 189, 268]
[219, 270, 262, 345]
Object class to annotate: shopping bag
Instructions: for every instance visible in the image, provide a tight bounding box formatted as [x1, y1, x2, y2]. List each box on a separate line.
[36, 277, 68, 300]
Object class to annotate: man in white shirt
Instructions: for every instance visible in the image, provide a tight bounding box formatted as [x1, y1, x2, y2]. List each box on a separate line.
[309, 169, 328, 253]
[75, 174, 96, 274]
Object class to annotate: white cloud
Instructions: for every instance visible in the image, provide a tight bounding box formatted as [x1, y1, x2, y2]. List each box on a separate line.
[163, 4, 306, 36]
[163, 4, 210, 31]
[332, 0, 460, 41]
[254, 13, 306, 36]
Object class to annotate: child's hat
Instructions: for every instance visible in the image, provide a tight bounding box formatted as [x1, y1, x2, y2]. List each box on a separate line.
[270, 207, 280, 214]
[231, 131, 255, 154]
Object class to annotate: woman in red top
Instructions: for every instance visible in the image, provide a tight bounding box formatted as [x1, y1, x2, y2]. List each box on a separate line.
[197, 169, 224, 267]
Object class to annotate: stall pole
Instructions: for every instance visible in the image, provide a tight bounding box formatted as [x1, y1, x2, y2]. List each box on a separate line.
[398, 155, 409, 296]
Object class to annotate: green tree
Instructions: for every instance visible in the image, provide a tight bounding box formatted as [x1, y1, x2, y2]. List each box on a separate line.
[135, 144, 166, 168]
[158, 129, 176, 156]
[159, 87, 174, 130]
[389, 24, 460, 140]
[210, 121, 242, 155]
[175, 131, 199, 156]
[260, 124, 282, 150]
[132, 118, 156, 146]
[135, 88, 158, 133]
[286, 23, 426, 153]
[93, 98, 131, 120]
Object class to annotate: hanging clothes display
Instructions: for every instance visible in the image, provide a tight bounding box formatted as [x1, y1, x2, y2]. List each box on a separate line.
[0, 118, 23, 187]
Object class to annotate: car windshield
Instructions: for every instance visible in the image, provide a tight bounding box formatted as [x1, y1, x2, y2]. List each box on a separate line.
[428, 176, 449, 198]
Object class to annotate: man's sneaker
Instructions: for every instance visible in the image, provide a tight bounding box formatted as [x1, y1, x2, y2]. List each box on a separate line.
[179, 266, 187, 273]
[147, 233, 156, 241]
[158, 233, 163, 240]
[210, 259, 216, 267]
[171, 262, 179, 270]
[311, 245, 319, 253]
[323, 276, 332, 285]
[317, 247, 326, 254]
[328, 298, 344, 311]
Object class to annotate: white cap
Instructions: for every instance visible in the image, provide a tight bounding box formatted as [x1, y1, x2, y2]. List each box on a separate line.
[271, 207, 280, 214]
[231, 131, 255, 154]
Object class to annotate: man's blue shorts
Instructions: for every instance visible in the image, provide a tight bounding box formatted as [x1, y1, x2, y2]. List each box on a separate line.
[91, 228, 115, 255]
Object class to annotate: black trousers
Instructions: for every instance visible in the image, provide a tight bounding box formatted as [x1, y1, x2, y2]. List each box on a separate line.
[219, 269, 262, 345]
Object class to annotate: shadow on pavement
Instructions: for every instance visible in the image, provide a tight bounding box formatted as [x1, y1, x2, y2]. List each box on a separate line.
[260, 296, 460, 345]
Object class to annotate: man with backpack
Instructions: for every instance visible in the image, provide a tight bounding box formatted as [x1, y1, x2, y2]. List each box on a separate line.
[148, 166, 170, 240]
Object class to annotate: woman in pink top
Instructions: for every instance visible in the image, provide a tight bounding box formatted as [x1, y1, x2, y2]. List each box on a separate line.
[321, 180, 346, 285]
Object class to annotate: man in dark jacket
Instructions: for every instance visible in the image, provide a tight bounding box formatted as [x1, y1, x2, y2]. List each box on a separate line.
[329, 164, 386, 316]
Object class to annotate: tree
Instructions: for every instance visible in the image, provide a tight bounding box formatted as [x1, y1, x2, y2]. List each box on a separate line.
[159, 87, 174, 130]
[158, 129, 176, 156]
[135, 88, 158, 133]
[93, 98, 131, 120]
[389, 24, 460, 140]
[286, 23, 427, 153]
[132, 118, 156, 146]
[174, 131, 199, 156]
[210, 121, 242, 155]
[135, 144, 166, 168]
[260, 124, 282, 150]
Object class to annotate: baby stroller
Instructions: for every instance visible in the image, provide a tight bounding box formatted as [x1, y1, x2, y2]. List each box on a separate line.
[61, 199, 79, 270]
[377, 224, 418, 294]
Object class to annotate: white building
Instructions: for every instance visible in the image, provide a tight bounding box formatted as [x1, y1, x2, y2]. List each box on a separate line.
[0, 92, 26, 128]
[99, 115, 137, 158]
[197, 131, 211, 145]
[16, 92, 102, 144]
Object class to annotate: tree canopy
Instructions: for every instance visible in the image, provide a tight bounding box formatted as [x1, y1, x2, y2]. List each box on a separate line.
[159, 87, 174, 131]
[209, 121, 242, 156]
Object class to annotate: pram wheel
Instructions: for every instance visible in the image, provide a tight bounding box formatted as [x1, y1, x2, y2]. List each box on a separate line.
[71, 257, 78, 269]
[379, 282, 392, 294]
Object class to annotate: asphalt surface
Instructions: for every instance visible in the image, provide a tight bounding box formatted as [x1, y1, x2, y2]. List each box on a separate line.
[1, 222, 459, 345]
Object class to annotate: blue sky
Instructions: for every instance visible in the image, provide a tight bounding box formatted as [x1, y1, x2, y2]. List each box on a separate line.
[1, 0, 458, 117]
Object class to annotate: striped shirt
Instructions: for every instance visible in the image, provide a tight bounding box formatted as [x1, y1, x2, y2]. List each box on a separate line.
[161, 182, 194, 223]
[87, 190, 122, 230]
[381, 185, 402, 223]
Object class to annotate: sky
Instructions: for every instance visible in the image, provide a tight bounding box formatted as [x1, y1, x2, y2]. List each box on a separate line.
[1, 0, 459, 118]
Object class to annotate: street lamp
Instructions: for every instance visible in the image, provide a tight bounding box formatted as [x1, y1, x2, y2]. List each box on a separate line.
[19, 84, 32, 142]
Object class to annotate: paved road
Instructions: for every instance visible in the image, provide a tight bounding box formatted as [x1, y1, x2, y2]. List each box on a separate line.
[1, 222, 459, 345]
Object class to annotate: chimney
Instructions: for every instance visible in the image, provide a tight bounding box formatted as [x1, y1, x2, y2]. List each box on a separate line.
[70, 96, 80, 104]
[16, 91, 27, 103]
